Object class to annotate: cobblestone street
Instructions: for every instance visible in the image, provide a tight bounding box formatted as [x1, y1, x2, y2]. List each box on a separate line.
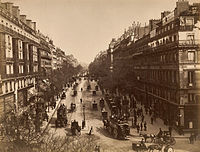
[44, 79, 200, 152]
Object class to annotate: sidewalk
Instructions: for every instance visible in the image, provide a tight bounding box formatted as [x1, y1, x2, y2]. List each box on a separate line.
[128, 103, 191, 139]
[41, 89, 69, 134]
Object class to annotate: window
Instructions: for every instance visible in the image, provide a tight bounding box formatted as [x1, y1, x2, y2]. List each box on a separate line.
[18, 40, 23, 59]
[33, 65, 38, 72]
[10, 81, 12, 91]
[5, 82, 8, 93]
[6, 64, 14, 74]
[187, 34, 194, 44]
[188, 93, 195, 103]
[19, 65, 24, 74]
[32, 46, 38, 61]
[5, 35, 13, 58]
[173, 35, 177, 42]
[188, 71, 194, 86]
[27, 45, 29, 60]
[188, 51, 195, 61]
[27, 65, 30, 73]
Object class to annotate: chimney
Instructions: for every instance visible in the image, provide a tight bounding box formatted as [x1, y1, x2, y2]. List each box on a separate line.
[2, 2, 13, 14]
[20, 15, 26, 23]
[26, 19, 32, 28]
[12, 6, 20, 19]
[149, 19, 160, 31]
[31, 22, 36, 31]
[176, 0, 189, 16]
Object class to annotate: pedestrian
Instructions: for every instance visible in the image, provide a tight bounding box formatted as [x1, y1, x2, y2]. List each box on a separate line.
[149, 108, 152, 116]
[151, 117, 153, 124]
[141, 107, 143, 116]
[81, 88, 83, 92]
[82, 120, 85, 129]
[141, 115, 144, 122]
[137, 123, 140, 133]
[80, 98, 82, 103]
[140, 122, 143, 131]
[169, 126, 172, 137]
[144, 121, 147, 131]
[88, 126, 93, 135]
[189, 133, 194, 144]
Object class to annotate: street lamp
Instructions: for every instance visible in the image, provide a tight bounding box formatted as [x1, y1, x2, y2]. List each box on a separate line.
[83, 104, 85, 121]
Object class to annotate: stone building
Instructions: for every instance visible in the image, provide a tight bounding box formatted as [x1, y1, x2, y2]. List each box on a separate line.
[0, 2, 41, 116]
[109, 0, 200, 131]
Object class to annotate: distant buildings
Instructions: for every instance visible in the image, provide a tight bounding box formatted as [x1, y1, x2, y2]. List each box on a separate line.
[108, 0, 200, 131]
[0, 1, 69, 117]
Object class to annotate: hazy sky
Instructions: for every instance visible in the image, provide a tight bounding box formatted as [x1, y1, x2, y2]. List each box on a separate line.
[2, 0, 199, 63]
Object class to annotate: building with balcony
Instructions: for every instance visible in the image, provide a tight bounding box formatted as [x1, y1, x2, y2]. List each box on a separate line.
[38, 32, 52, 77]
[49, 40, 57, 70]
[0, 2, 40, 116]
[109, 0, 200, 132]
[56, 48, 66, 69]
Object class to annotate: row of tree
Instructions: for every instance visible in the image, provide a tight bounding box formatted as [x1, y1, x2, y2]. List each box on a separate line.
[0, 55, 88, 152]
[88, 50, 136, 94]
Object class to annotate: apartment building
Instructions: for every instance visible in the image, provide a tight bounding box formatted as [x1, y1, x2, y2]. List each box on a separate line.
[0, 2, 40, 116]
[109, 0, 200, 131]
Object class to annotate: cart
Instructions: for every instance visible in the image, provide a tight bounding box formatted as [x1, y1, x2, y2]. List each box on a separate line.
[92, 91, 96, 95]
[55, 105, 67, 128]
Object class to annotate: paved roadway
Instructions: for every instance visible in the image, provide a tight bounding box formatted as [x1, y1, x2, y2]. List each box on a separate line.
[46, 78, 200, 152]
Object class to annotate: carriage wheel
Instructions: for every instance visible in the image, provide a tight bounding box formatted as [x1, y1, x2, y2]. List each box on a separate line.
[113, 128, 118, 139]
[164, 145, 174, 152]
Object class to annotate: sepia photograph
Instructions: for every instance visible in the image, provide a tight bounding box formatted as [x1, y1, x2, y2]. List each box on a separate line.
[0, 0, 200, 151]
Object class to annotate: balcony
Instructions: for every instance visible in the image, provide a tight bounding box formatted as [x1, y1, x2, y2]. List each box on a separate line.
[150, 39, 199, 52]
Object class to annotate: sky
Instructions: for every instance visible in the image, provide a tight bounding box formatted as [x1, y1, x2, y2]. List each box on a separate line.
[1, 0, 199, 63]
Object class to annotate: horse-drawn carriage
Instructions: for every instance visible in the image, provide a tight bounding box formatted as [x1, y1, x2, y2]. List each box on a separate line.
[87, 85, 91, 90]
[61, 92, 66, 99]
[71, 120, 81, 136]
[92, 90, 96, 95]
[136, 130, 175, 152]
[102, 110, 108, 120]
[70, 103, 76, 112]
[55, 105, 68, 128]
[103, 115, 130, 140]
[95, 85, 99, 91]
[72, 90, 77, 96]
[140, 131, 176, 145]
[92, 101, 98, 110]
[99, 98, 105, 110]
[132, 142, 174, 152]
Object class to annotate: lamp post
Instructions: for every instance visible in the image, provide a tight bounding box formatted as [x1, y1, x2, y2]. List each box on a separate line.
[83, 104, 85, 121]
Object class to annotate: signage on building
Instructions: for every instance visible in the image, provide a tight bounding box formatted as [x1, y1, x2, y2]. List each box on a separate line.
[162, 11, 174, 26]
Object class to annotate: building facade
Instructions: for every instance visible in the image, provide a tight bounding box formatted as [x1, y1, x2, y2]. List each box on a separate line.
[38, 32, 52, 78]
[110, 0, 200, 131]
[0, 1, 69, 118]
[0, 2, 41, 116]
